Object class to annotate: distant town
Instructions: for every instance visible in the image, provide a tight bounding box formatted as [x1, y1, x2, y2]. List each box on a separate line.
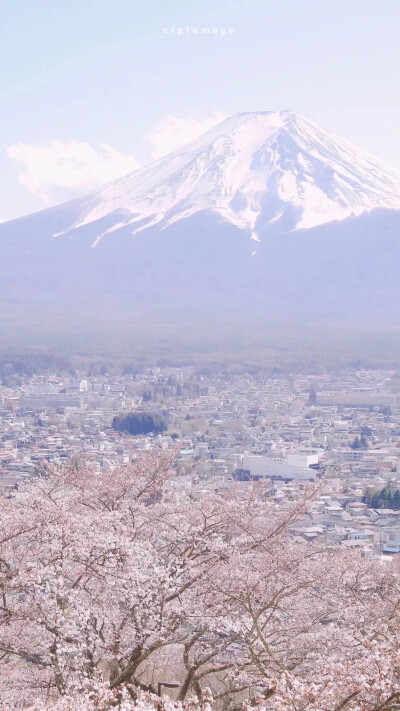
[1, 365, 399, 556]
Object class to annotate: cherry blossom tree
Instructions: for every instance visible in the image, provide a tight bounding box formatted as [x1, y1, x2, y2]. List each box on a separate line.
[2, 453, 400, 711]
[23, 687, 214, 711]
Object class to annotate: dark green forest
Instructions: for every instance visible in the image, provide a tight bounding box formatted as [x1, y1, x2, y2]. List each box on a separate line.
[364, 483, 400, 510]
[112, 411, 168, 436]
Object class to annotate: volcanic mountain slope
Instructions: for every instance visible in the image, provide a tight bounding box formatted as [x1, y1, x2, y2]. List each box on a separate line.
[0, 110, 399, 343]
[53, 110, 400, 243]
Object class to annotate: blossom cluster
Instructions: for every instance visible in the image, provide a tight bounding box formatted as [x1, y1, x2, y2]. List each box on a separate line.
[1, 455, 400, 711]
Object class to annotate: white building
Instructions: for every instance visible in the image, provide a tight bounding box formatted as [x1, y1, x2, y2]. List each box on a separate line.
[241, 454, 316, 482]
[287, 452, 319, 468]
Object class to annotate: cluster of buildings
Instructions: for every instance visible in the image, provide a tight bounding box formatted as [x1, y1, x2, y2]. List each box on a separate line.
[0, 365, 400, 555]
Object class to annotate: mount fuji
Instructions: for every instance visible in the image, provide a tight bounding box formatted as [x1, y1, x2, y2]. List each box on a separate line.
[0, 110, 399, 352]
[53, 110, 400, 241]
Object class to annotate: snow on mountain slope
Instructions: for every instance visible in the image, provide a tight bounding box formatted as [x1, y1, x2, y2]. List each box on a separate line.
[58, 111, 400, 244]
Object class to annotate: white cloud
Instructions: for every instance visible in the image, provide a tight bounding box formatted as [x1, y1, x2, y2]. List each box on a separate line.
[146, 111, 227, 160]
[6, 111, 226, 207]
[6, 140, 141, 205]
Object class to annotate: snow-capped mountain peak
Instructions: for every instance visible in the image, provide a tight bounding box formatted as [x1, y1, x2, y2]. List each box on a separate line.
[66, 110, 400, 243]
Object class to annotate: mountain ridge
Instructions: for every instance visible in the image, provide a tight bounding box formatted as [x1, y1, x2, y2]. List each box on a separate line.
[52, 109, 400, 244]
[0, 110, 399, 355]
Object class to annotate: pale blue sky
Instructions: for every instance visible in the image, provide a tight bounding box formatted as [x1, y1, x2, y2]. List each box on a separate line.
[1, 0, 399, 220]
